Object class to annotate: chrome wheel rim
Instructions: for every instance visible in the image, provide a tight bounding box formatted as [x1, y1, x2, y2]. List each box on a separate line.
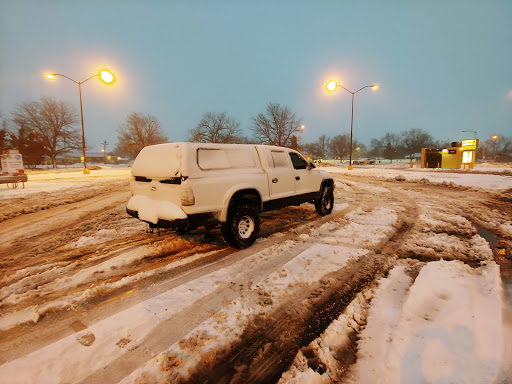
[238, 216, 255, 239]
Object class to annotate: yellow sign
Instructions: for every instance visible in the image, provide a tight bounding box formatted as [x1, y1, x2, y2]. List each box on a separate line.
[461, 139, 478, 150]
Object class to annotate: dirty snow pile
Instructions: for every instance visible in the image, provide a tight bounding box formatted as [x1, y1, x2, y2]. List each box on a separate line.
[281, 260, 504, 384]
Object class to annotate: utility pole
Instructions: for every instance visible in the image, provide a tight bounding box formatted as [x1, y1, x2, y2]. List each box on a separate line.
[102, 140, 108, 163]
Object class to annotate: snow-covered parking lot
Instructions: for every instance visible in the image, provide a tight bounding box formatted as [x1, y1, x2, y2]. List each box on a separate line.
[0, 164, 511, 383]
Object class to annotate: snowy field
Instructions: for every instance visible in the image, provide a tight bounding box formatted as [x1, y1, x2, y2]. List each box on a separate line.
[0, 168, 131, 198]
[324, 162, 512, 191]
[0, 164, 511, 383]
[1, 162, 510, 194]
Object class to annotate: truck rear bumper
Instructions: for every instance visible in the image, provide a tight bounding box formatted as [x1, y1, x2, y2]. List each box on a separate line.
[126, 208, 190, 229]
[126, 208, 219, 230]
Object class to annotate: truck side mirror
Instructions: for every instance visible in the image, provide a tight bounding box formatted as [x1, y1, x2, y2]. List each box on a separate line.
[307, 162, 315, 170]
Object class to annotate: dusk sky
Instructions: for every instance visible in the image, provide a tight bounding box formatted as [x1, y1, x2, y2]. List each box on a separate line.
[1, 0, 511, 153]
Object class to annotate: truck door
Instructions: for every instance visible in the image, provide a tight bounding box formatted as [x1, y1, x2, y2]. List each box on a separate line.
[258, 148, 296, 200]
[288, 152, 318, 195]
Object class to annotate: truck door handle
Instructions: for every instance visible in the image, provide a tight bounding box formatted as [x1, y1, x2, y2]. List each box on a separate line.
[295, 176, 300, 180]
[272, 178, 278, 183]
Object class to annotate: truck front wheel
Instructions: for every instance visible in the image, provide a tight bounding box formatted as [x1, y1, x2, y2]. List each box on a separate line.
[315, 185, 334, 216]
[222, 205, 260, 249]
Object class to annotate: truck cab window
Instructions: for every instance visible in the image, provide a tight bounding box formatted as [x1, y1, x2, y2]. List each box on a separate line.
[289, 152, 308, 170]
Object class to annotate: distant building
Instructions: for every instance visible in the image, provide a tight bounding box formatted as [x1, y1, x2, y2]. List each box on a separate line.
[56, 150, 129, 165]
[421, 140, 478, 169]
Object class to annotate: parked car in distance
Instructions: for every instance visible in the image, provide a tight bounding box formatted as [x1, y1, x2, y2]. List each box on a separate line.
[127, 142, 335, 248]
[352, 158, 377, 165]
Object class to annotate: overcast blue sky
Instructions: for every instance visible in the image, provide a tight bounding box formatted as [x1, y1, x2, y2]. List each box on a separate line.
[1, 0, 511, 152]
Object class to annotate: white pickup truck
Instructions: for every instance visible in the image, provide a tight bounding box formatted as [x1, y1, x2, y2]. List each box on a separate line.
[127, 142, 335, 248]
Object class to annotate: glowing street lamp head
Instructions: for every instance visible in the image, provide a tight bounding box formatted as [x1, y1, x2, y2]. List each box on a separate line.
[326, 80, 338, 92]
[492, 135, 498, 140]
[371, 84, 379, 90]
[99, 70, 114, 84]
[45, 73, 56, 80]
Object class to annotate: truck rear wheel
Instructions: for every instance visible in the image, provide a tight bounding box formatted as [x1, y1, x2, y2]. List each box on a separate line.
[315, 185, 334, 216]
[222, 205, 260, 249]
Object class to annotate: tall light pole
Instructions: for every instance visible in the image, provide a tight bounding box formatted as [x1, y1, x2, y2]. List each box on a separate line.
[326, 80, 378, 170]
[102, 140, 108, 163]
[296, 124, 305, 151]
[492, 135, 498, 161]
[45, 70, 115, 174]
[462, 130, 477, 139]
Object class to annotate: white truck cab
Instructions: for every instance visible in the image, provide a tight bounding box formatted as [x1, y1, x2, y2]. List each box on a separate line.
[127, 142, 335, 248]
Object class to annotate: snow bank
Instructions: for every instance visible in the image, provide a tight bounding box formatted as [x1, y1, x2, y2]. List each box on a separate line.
[353, 260, 503, 384]
[325, 166, 512, 190]
[0, 168, 130, 197]
[64, 229, 118, 248]
[281, 260, 504, 384]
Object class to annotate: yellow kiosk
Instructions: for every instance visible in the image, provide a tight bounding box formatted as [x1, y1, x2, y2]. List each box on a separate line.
[421, 139, 478, 169]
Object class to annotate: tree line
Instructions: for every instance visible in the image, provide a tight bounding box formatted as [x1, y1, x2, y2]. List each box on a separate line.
[1, 96, 510, 168]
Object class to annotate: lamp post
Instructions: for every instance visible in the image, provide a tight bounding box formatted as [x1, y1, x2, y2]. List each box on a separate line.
[492, 135, 498, 161]
[326, 80, 378, 170]
[101, 139, 108, 163]
[296, 125, 305, 151]
[45, 70, 115, 174]
[462, 130, 477, 139]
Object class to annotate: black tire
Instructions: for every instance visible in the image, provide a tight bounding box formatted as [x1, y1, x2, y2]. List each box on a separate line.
[221, 205, 260, 249]
[315, 185, 334, 216]
[176, 227, 191, 235]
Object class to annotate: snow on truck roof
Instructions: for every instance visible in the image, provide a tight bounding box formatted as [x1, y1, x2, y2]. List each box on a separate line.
[132, 142, 295, 178]
[131, 143, 183, 179]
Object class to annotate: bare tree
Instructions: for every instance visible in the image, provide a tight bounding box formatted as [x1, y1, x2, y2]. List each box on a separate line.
[188, 112, 242, 143]
[251, 103, 301, 147]
[300, 142, 318, 157]
[402, 128, 434, 161]
[316, 134, 331, 158]
[116, 113, 168, 158]
[485, 135, 512, 161]
[381, 132, 402, 163]
[367, 138, 381, 158]
[0, 115, 8, 153]
[12, 97, 80, 168]
[499, 136, 512, 157]
[352, 140, 367, 159]
[329, 134, 350, 160]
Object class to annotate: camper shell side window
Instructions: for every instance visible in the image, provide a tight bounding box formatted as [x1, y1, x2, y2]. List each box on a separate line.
[196, 147, 257, 170]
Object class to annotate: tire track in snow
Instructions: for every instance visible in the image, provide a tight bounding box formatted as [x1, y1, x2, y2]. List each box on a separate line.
[135, 183, 418, 384]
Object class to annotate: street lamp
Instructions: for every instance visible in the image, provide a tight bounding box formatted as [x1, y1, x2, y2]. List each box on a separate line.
[326, 80, 378, 169]
[492, 135, 498, 161]
[45, 69, 115, 174]
[296, 124, 305, 151]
